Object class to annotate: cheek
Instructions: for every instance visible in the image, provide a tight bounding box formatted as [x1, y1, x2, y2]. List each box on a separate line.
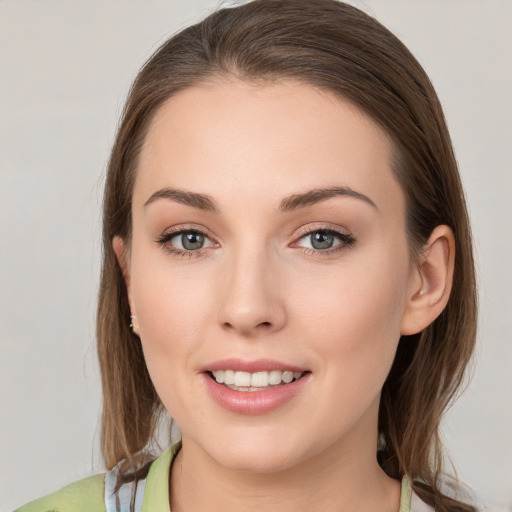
[133, 275, 213, 351]
[293, 249, 410, 386]
[128, 244, 217, 390]
[129, 265, 218, 424]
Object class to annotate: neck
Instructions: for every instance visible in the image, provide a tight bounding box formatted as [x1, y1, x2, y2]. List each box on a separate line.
[169, 433, 400, 512]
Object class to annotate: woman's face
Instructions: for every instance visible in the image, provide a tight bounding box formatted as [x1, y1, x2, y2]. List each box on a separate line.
[121, 79, 419, 473]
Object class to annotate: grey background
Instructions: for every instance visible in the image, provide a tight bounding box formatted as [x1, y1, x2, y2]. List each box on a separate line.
[1, 1, 511, 510]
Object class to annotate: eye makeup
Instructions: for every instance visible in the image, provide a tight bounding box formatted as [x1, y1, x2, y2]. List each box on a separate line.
[154, 223, 356, 259]
[155, 224, 219, 259]
[291, 225, 356, 258]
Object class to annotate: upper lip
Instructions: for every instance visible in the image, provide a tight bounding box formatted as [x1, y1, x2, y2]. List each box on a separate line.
[201, 358, 308, 373]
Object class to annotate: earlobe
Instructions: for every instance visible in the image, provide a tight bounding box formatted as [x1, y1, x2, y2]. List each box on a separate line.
[112, 236, 139, 335]
[400, 225, 455, 335]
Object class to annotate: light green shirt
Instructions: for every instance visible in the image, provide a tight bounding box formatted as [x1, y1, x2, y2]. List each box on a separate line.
[15, 443, 431, 511]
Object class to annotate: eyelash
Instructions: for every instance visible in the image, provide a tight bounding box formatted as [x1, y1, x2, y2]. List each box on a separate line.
[292, 226, 356, 257]
[156, 226, 217, 259]
[156, 225, 356, 258]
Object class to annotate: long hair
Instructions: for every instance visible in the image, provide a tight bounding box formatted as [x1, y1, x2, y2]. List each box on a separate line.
[97, 1, 477, 510]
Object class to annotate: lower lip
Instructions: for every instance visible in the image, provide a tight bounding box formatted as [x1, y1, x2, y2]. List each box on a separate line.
[202, 373, 311, 415]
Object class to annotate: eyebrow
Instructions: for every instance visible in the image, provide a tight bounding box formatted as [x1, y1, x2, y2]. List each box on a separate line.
[144, 188, 220, 212]
[279, 186, 378, 212]
[143, 186, 377, 213]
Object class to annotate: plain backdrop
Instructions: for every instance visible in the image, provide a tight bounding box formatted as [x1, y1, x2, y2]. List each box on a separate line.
[1, 1, 511, 511]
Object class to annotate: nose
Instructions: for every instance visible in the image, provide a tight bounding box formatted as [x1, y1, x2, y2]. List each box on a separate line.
[216, 246, 287, 337]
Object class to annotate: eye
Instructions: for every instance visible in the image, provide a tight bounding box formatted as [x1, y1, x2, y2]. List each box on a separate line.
[309, 230, 337, 250]
[175, 231, 208, 250]
[294, 228, 355, 253]
[157, 228, 216, 255]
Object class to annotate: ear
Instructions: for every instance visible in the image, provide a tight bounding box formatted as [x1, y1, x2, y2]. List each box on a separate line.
[400, 225, 455, 335]
[112, 236, 139, 335]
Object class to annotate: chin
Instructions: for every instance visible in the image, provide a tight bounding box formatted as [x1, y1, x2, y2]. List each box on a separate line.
[197, 430, 306, 474]
[216, 449, 299, 474]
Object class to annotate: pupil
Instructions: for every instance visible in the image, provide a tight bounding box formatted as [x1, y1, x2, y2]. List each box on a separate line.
[182, 232, 204, 250]
[311, 231, 334, 250]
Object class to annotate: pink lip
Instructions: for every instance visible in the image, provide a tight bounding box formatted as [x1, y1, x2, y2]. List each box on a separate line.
[201, 358, 307, 373]
[201, 370, 311, 416]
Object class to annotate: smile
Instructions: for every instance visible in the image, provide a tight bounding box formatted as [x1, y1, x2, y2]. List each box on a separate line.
[210, 370, 304, 391]
[202, 365, 311, 415]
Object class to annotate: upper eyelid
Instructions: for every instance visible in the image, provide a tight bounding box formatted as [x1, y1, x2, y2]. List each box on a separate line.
[160, 224, 216, 240]
[293, 224, 352, 239]
[291, 225, 355, 251]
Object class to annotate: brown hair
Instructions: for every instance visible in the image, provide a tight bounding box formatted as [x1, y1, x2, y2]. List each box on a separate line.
[97, 1, 477, 510]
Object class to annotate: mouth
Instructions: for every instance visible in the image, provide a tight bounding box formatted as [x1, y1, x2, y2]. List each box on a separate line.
[201, 359, 311, 414]
[202, 363, 311, 414]
[207, 369, 307, 392]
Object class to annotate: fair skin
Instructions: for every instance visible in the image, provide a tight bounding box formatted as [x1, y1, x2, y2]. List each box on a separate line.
[114, 79, 454, 512]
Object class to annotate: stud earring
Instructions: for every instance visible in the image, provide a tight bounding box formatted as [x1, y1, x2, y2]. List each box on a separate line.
[130, 315, 137, 332]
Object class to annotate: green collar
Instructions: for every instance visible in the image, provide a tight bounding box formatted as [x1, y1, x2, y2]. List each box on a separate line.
[142, 443, 181, 511]
[144, 443, 413, 512]
[400, 474, 412, 512]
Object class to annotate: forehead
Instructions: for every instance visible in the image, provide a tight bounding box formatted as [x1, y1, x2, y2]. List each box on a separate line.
[134, 79, 403, 215]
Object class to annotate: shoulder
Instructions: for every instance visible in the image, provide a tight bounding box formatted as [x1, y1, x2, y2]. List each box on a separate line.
[14, 444, 180, 512]
[14, 474, 106, 512]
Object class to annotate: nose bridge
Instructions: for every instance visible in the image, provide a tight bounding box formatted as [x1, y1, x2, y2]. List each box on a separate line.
[217, 239, 286, 336]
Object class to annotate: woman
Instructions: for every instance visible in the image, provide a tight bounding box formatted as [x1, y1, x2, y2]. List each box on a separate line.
[16, 0, 477, 511]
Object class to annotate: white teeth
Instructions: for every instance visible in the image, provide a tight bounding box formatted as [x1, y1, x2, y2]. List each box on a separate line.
[211, 369, 304, 389]
[268, 370, 282, 385]
[251, 371, 268, 387]
[234, 371, 251, 387]
[224, 369, 235, 385]
[282, 370, 293, 383]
